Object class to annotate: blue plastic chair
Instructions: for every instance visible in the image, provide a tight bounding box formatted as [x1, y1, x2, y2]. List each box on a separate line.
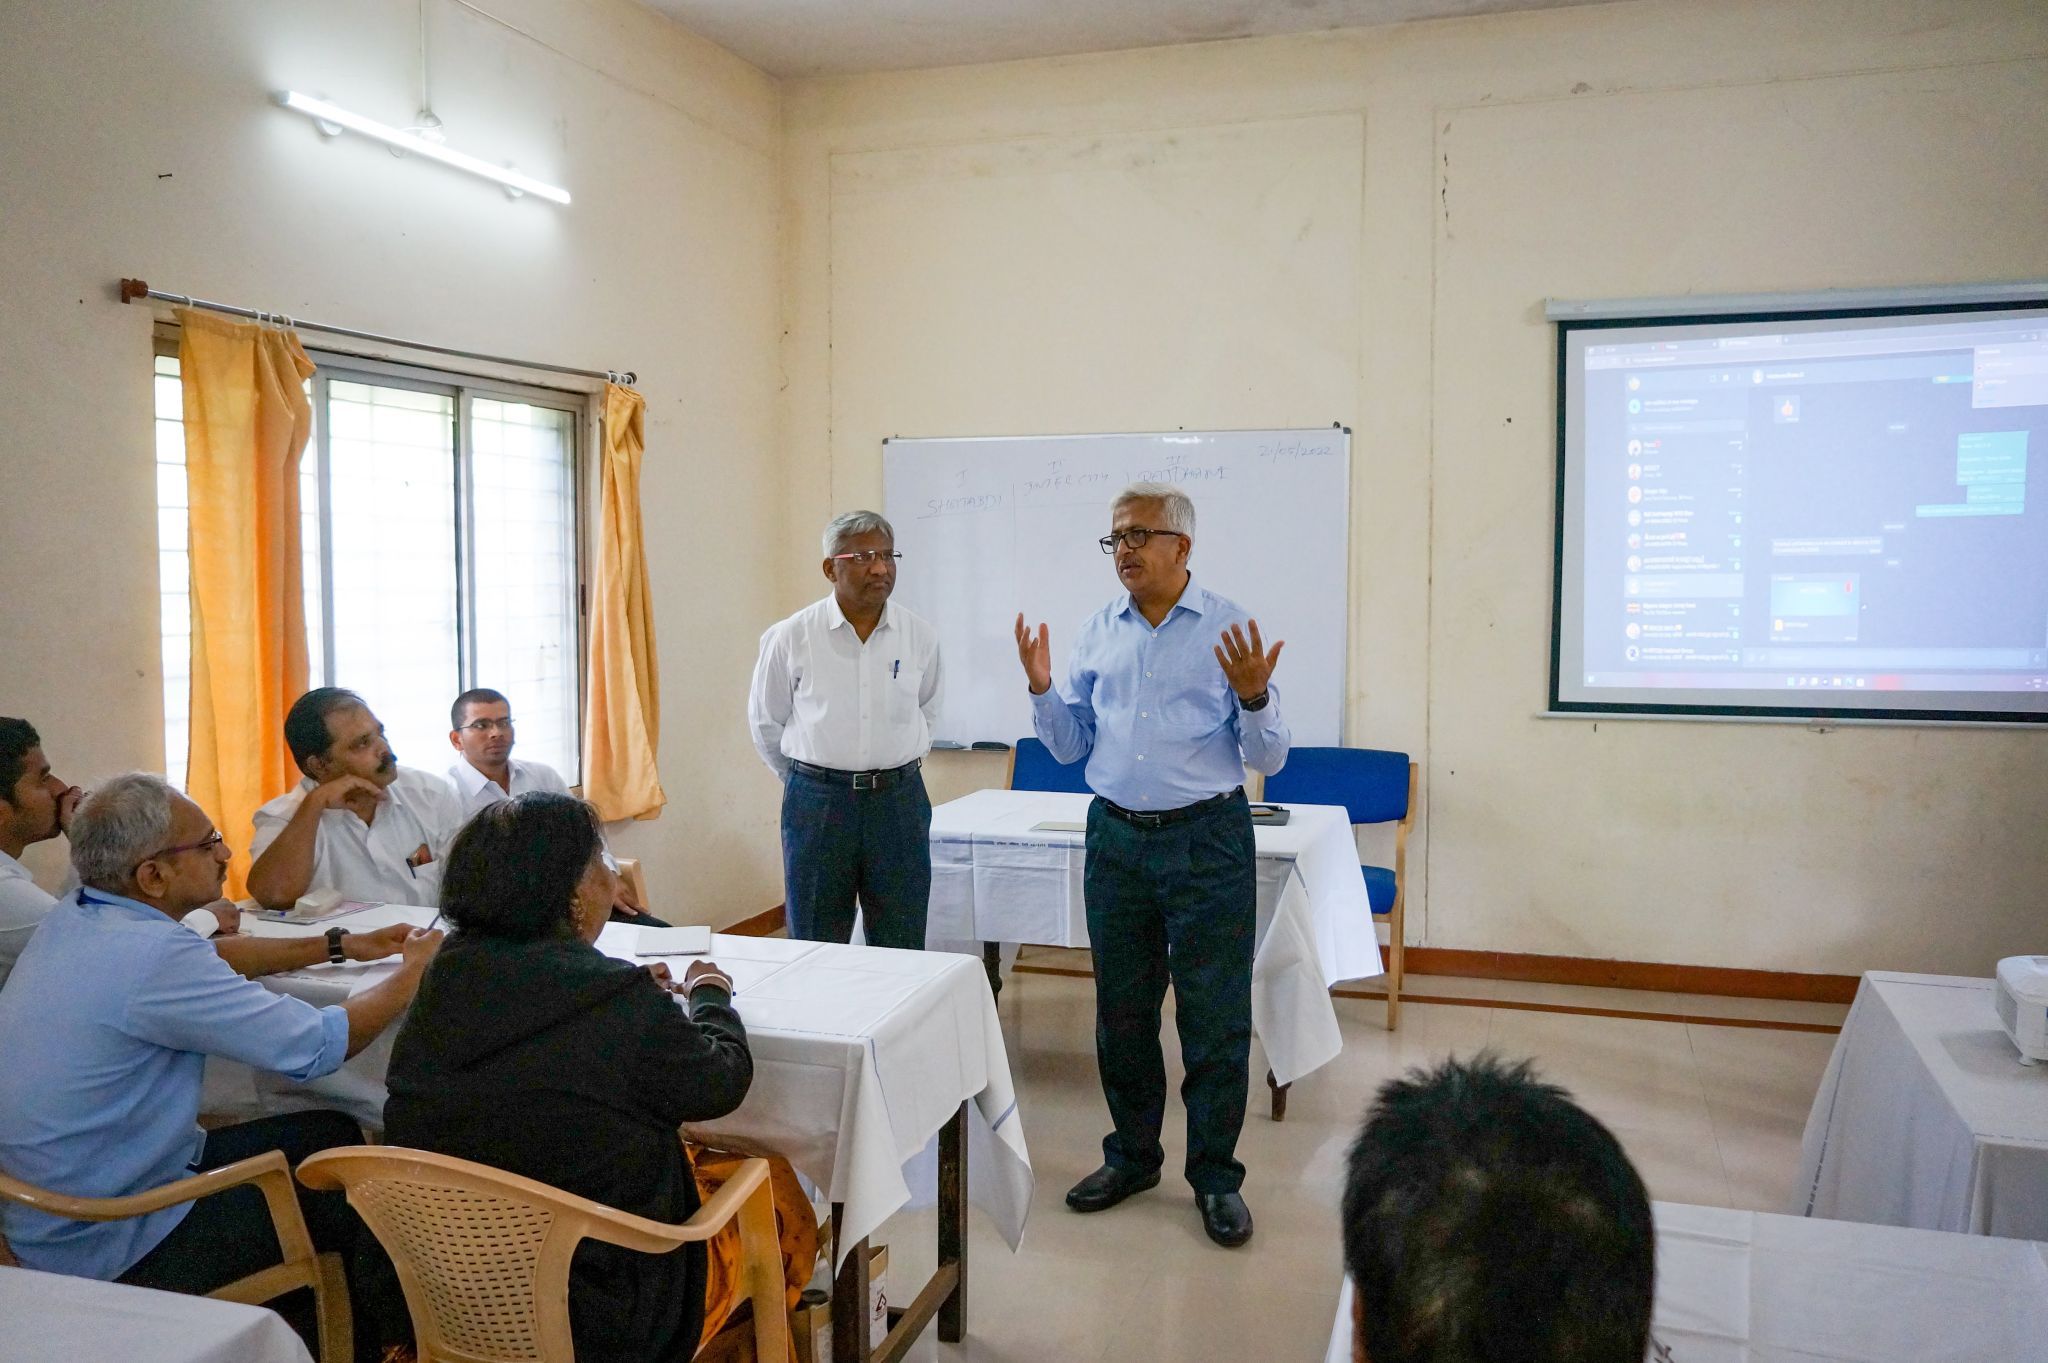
[1261, 746, 1416, 1029]
[1008, 736, 1092, 795]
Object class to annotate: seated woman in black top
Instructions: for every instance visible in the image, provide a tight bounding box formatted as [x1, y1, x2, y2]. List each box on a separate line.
[384, 792, 752, 1363]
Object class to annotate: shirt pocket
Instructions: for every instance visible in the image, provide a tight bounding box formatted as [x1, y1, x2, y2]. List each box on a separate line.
[1160, 671, 1229, 738]
[890, 665, 927, 726]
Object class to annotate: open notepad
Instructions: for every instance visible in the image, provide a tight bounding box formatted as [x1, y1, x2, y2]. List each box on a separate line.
[634, 925, 712, 958]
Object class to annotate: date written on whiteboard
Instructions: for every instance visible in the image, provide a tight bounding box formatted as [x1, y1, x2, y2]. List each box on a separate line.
[1257, 439, 1337, 464]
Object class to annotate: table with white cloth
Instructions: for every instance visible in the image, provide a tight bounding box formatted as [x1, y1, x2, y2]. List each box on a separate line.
[1791, 971, 2048, 1240]
[203, 906, 1033, 1363]
[925, 789, 1383, 1114]
[1321, 1201, 2048, 1363]
[0, 1263, 313, 1363]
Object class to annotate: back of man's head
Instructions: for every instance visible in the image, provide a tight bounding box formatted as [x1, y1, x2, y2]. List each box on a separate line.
[0, 718, 40, 799]
[284, 688, 366, 773]
[1341, 1053, 1654, 1363]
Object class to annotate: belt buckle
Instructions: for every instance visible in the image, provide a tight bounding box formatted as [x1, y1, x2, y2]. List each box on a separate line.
[1133, 808, 1164, 828]
[852, 771, 878, 791]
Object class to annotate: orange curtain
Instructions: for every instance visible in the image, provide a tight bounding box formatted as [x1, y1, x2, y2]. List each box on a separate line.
[582, 383, 666, 821]
[178, 308, 315, 896]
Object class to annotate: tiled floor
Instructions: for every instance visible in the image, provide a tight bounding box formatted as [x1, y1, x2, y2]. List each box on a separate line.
[871, 955, 1845, 1362]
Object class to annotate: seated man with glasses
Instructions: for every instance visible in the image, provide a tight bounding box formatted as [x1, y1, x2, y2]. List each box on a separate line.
[1340, 1054, 1657, 1363]
[444, 687, 659, 924]
[749, 510, 943, 948]
[0, 772, 440, 1356]
[249, 687, 467, 910]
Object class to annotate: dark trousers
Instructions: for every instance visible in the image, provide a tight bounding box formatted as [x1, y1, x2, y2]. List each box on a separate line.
[781, 764, 932, 949]
[120, 1110, 403, 1363]
[1084, 790, 1256, 1195]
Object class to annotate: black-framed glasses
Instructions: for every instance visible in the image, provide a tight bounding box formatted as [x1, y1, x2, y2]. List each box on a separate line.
[458, 717, 516, 735]
[830, 550, 903, 566]
[140, 829, 225, 868]
[1099, 527, 1185, 554]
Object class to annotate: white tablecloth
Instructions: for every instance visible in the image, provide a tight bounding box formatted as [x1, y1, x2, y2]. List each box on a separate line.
[204, 908, 1032, 1268]
[1792, 972, 2048, 1240]
[0, 1264, 312, 1363]
[926, 789, 1382, 1085]
[1322, 1202, 2048, 1363]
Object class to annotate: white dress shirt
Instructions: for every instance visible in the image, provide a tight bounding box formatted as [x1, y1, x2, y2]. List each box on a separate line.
[446, 757, 618, 872]
[250, 766, 465, 907]
[446, 756, 572, 815]
[748, 596, 944, 781]
[0, 850, 61, 992]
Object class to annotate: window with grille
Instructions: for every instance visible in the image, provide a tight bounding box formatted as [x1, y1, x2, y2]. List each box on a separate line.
[153, 348, 586, 791]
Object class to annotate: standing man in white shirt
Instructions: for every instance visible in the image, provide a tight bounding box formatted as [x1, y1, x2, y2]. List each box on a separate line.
[248, 688, 466, 909]
[444, 686, 654, 922]
[0, 717, 81, 988]
[748, 511, 943, 947]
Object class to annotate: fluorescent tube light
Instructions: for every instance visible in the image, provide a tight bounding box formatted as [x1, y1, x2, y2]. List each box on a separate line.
[275, 90, 570, 206]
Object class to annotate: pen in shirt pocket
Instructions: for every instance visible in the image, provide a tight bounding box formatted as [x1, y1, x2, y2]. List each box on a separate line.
[892, 659, 900, 679]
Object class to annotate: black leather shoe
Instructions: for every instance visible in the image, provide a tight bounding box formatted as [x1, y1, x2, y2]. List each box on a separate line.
[1196, 1192, 1253, 1247]
[1065, 1163, 1161, 1212]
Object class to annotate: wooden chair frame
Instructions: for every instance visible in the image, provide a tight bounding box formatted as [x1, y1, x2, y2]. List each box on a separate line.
[0, 1150, 352, 1363]
[298, 1146, 788, 1363]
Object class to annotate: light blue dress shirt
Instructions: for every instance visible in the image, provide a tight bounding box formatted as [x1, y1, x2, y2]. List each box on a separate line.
[0, 888, 350, 1279]
[1030, 573, 1291, 811]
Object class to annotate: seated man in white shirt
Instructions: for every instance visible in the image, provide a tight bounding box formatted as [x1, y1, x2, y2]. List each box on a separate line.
[248, 688, 466, 910]
[0, 716, 82, 989]
[443, 687, 658, 923]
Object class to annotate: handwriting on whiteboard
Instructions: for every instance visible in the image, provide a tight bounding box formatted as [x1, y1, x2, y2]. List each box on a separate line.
[1256, 439, 1337, 464]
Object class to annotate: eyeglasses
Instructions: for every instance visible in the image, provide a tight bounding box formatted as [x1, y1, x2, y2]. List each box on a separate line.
[830, 550, 903, 566]
[139, 829, 226, 868]
[1098, 527, 1185, 554]
[458, 718, 516, 734]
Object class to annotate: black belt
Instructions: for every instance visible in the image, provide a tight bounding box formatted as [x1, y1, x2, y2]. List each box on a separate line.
[1098, 786, 1243, 830]
[790, 758, 922, 791]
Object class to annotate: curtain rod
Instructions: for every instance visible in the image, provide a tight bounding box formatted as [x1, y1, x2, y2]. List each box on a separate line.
[118, 278, 636, 385]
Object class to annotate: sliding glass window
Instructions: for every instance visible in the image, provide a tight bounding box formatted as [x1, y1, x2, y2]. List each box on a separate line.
[153, 348, 586, 789]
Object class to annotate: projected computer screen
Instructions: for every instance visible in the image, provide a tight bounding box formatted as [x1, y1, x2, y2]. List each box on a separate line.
[1552, 302, 2048, 723]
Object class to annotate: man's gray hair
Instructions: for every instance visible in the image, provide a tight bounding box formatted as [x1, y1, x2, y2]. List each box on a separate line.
[822, 510, 895, 557]
[70, 772, 179, 891]
[1112, 482, 1196, 537]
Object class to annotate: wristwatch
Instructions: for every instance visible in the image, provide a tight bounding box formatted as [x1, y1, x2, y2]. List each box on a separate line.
[1239, 690, 1271, 712]
[324, 926, 349, 964]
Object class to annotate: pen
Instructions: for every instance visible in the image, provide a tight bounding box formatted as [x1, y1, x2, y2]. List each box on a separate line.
[892, 659, 900, 679]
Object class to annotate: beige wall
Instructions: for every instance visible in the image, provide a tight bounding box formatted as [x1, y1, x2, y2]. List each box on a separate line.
[0, 0, 786, 924]
[780, 0, 2048, 974]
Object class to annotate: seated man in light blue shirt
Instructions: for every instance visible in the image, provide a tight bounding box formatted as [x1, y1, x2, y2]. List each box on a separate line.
[0, 773, 439, 1355]
[1014, 481, 1291, 1250]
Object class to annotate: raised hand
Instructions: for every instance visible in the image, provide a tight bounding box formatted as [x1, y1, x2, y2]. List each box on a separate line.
[313, 774, 385, 823]
[1215, 619, 1285, 702]
[1014, 613, 1053, 695]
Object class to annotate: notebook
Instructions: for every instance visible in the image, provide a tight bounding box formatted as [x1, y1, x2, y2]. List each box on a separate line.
[635, 925, 713, 957]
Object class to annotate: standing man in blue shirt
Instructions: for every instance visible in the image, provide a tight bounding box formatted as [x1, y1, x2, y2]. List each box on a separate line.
[1014, 482, 1290, 1248]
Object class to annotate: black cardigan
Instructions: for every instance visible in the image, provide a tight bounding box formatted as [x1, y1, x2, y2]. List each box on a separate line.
[383, 932, 753, 1362]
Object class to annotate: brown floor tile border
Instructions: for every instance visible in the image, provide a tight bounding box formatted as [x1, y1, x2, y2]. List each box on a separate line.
[1401, 947, 1858, 1005]
[1008, 962, 1841, 1034]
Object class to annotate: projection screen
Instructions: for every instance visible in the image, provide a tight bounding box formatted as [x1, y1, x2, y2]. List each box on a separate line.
[1552, 296, 2048, 724]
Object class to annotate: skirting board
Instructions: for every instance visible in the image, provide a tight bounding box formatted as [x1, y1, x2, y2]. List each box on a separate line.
[726, 907, 1859, 1005]
[1398, 947, 1856, 1004]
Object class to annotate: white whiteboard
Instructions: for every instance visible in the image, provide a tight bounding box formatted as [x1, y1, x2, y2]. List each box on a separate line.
[883, 429, 1350, 747]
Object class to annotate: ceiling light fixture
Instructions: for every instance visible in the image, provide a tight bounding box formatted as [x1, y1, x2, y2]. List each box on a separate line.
[275, 90, 570, 205]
